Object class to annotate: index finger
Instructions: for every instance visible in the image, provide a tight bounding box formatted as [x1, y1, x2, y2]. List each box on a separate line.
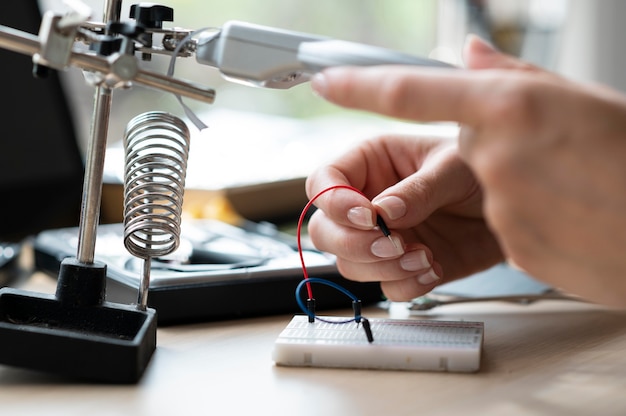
[305, 165, 377, 230]
[311, 65, 488, 126]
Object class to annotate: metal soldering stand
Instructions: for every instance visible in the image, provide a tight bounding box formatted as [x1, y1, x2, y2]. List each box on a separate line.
[0, 0, 214, 383]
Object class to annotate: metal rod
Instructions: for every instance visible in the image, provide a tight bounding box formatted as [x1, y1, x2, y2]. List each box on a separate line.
[138, 258, 151, 310]
[103, 0, 123, 26]
[76, 86, 111, 263]
[0, 25, 216, 104]
[76, 0, 122, 264]
[70, 53, 216, 103]
[0, 25, 39, 56]
[133, 70, 216, 103]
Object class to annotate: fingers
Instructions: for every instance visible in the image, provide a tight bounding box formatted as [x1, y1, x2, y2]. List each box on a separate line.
[305, 137, 413, 232]
[338, 242, 444, 302]
[308, 207, 443, 299]
[462, 34, 541, 72]
[310, 35, 553, 128]
[311, 65, 482, 125]
[336, 244, 439, 284]
[304, 36, 559, 303]
[380, 261, 444, 301]
[307, 208, 404, 264]
[372, 143, 482, 228]
[305, 138, 475, 300]
[307, 137, 475, 230]
[305, 155, 379, 231]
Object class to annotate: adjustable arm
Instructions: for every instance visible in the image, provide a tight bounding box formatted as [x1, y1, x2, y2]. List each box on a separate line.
[0, 12, 215, 104]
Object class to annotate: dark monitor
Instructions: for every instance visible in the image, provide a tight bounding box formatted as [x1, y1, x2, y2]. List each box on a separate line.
[0, 1, 84, 242]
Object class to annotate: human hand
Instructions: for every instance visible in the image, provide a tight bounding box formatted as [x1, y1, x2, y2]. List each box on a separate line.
[310, 36, 626, 307]
[305, 133, 503, 302]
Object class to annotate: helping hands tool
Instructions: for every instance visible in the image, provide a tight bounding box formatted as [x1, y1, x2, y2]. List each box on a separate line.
[0, 1, 449, 382]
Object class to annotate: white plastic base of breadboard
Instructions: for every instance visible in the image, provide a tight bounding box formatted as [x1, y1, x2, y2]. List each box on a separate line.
[272, 315, 484, 373]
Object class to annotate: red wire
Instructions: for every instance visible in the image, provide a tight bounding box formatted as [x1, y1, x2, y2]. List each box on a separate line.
[297, 184, 367, 299]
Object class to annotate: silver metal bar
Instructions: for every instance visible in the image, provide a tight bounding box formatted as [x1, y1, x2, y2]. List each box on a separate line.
[0, 25, 216, 104]
[71, 53, 216, 103]
[138, 258, 150, 310]
[77, 86, 111, 264]
[76, 0, 122, 264]
[103, 0, 123, 30]
[0, 25, 39, 56]
[133, 70, 216, 103]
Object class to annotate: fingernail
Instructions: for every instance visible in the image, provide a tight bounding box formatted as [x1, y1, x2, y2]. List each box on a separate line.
[374, 196, 406, 220]
[371, 236, 404, 258]
[347, 207, 375, 229]
[399, 250, 430, 272]
[417, 268, 440, 285]
[311, 73, 328, 97]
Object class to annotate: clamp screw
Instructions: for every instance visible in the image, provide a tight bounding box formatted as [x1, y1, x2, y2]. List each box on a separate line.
[129, 3, 174, 29]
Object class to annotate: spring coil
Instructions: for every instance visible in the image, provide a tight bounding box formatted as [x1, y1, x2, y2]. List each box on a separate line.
[122, 111, 191, 261]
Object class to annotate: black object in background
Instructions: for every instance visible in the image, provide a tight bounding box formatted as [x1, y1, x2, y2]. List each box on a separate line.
[0, 242, 21, 287]
[0, 1, 84, 242]
[34, 220, 384, 325]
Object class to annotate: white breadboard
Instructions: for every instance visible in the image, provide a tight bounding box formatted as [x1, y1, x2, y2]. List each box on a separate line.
[272, 315, 484, 372]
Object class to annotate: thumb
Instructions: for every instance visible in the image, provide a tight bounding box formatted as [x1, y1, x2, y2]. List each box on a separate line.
[372, 145, 480, 227]
[463, 34, 539, 72]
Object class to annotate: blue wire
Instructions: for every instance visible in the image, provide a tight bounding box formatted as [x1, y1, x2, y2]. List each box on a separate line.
[295, 277, 359, 324]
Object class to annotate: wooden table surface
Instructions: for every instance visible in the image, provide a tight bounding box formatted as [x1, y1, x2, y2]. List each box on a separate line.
[1, 269, 626, 416]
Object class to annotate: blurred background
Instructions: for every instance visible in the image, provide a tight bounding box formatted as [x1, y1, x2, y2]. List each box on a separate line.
[5, 0, 626, 233]
[43, 0, 626, 152]
[3, 0, 625, 300]
[43, 0, 440, 154]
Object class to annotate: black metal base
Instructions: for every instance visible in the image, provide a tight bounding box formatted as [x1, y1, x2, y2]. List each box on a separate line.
[0, 258, 157, 383]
